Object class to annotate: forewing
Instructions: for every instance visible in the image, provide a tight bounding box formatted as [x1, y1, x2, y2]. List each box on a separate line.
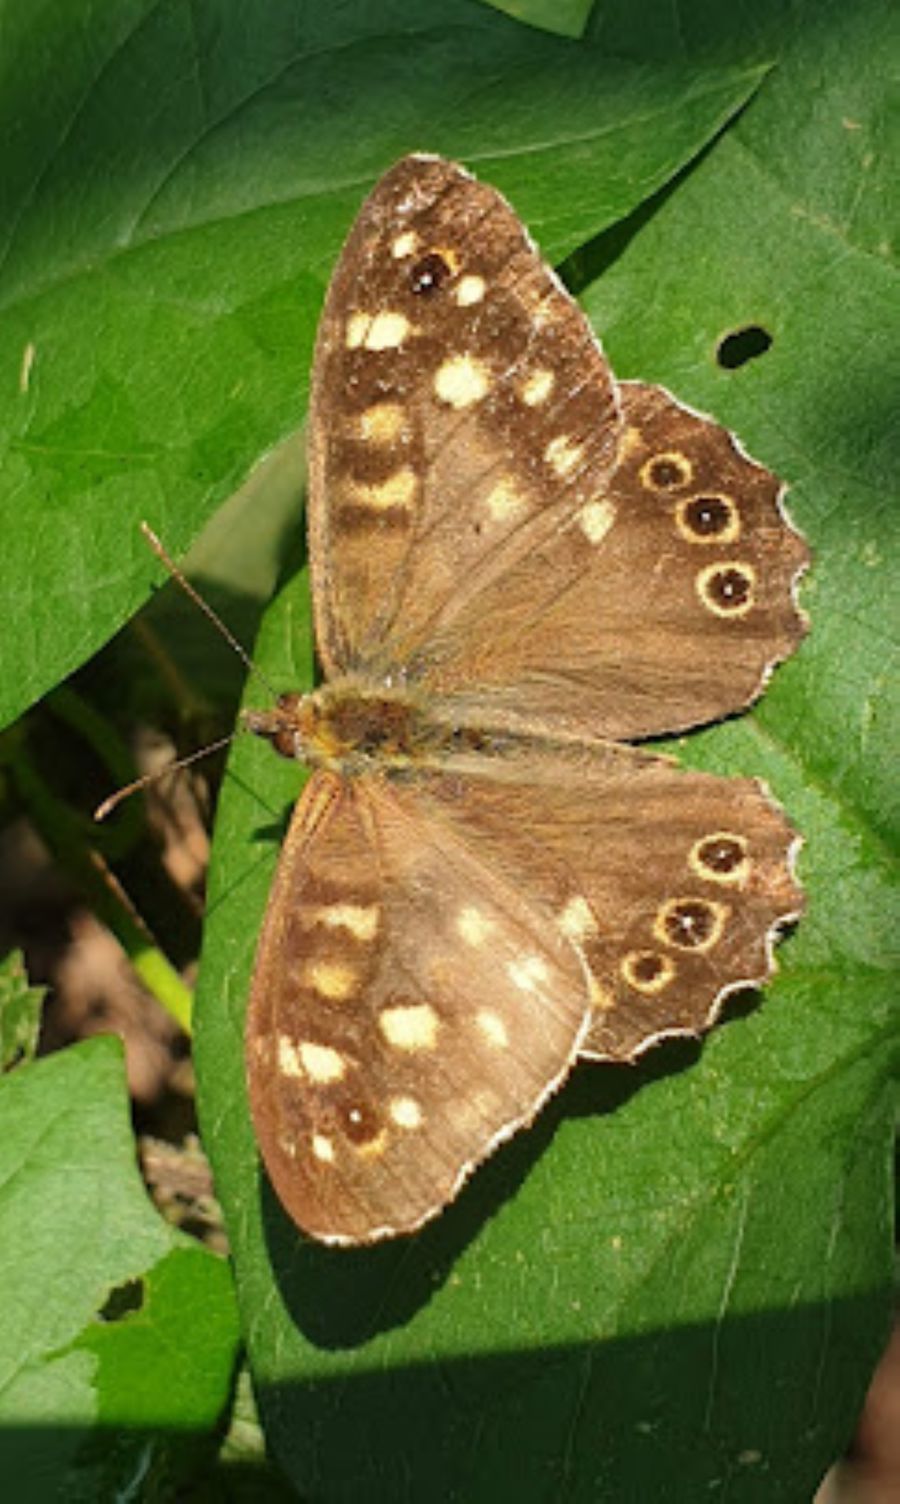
[408, 737, 803, 1061]
[245, 769, 591, 1245]
[419, 381, 809, 739]
[307, 154, 619, 678]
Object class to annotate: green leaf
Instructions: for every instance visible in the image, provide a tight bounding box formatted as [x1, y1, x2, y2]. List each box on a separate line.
[0, 950, 45, 1071]
[0, 0, 766, 729]
[0, 1036, 240, 1500]
[477, 0, 596, 41]
[192, 1, 898, 1499]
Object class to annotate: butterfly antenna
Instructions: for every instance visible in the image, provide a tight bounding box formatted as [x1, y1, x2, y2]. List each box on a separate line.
[94, 734, 235, 821]
[139, 522, 279, 700]
[95, 523, 282, 821]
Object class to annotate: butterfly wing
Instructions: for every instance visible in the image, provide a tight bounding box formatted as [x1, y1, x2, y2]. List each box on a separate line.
[420, 380, 809, 739]
[408, 738, 803, 1060]
[307, 153, 619, 681]
[309, 155, 807, 737]
[245, 768, 591, 1245]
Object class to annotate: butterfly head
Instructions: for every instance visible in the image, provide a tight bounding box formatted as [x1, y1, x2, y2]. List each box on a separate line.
[243, 692, 312, 763]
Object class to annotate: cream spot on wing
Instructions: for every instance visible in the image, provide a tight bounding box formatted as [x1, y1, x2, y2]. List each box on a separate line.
[530, 288, 566, 328]
[432, 245, 461, 276]
[391, 230, 418, 259]
[356, 403, 405, 444]
[476, 1010, 509, 1048]
[616, 425, 643, 464]
[278, 1134, 298, 1159]
[314, 903, 381, 941]
[363, 310, 413, 350]
[305, 961, 357, 1000]
[508, 955, 550, 992]
[379, 1003, 440, 1051]
[356, 1130, 388, 1159]
[589, 976, 616, 1012]
[457, 906, 496, 946]
[485, 477, 528, 523]
[434, 354, 490, 409]
[455, 274, 486, 306]
[579, 498, 616, 545]
[278, 1035, 304, 1078]
[558, 895, 598, 943]
[299, 1041, 346, 1083]
[311, 1133, 336, 1163]
[352, 467, 417, 511]
[389, 1095, 423, 1129]
[544, 435, 584, 477]
[520, 368, 554, 406]
[345, 312, 371, 349]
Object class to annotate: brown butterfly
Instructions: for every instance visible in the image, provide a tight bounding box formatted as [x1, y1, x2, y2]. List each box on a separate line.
[244, 155, 809, 1246]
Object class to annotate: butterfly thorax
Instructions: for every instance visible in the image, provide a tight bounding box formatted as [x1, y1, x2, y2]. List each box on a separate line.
[244, 680, 492, 775]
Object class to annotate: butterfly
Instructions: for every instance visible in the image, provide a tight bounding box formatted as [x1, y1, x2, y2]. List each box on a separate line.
[243, 154, 809, 1246]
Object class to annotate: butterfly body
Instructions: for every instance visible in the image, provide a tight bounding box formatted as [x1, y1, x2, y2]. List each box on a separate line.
[244, 155, 809, 1245]
[246, 681, 505, 775]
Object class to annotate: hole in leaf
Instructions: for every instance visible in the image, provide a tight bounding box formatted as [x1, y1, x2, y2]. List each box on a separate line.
[716, 325, 773, 369]
[98, 1277, 145, 1322]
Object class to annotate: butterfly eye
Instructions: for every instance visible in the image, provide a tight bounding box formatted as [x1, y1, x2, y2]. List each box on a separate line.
[409, 251, 453, 296]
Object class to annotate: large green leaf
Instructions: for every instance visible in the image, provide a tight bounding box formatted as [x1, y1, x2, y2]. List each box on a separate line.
[478, 0, 596, 40]
[0, 1036, 239, 1501]
[4, 0, 893, 1496]
[0, 0, 764, 729]
[191, 1, 898, 1500]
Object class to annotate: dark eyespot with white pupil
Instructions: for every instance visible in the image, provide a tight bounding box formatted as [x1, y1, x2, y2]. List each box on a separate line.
[697, 836, 745, 873]
[649, 457, 688, 487]
[340, 1099, 381, 1145]
[708, 567, 752, 609]
[663, 900, 718, 948]
[684, 496, 734, 537]
[409, 252, 452, 296]
[631, 953, 664, 982]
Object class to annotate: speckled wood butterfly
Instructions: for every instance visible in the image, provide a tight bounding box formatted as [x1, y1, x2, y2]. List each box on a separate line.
[244, 155, 809, 1245]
